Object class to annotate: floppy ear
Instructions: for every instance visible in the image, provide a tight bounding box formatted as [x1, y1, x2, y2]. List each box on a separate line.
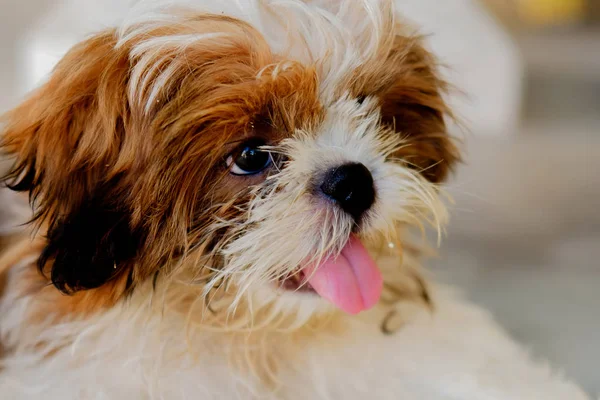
[379, 35, 460, 183]
[1, 30, 143, 294]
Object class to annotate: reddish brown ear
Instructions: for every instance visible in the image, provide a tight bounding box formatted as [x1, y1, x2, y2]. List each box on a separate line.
[1, 30, 130, 216]
[0, 30, 143, 294]
[379, 36, 460, 183]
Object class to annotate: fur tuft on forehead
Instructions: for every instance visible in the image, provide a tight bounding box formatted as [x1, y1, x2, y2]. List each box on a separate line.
[119, 0, 399, 103]
[119, 0, 458, 178]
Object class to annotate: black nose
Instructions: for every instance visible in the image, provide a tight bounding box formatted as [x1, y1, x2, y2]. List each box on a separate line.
[320, 162, 375, 220]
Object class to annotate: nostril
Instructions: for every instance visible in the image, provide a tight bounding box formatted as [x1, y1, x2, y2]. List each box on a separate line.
[320, 162, 375, 221]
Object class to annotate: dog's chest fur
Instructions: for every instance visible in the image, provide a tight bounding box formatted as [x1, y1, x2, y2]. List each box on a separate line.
[0, 260, 588, 400]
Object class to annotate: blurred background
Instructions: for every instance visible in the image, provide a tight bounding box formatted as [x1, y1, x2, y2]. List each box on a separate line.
[434, 1, 600, 396]
[0, 0, 598, 396]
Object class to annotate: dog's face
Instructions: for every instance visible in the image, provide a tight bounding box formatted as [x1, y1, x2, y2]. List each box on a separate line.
[2, 0, 457, 319]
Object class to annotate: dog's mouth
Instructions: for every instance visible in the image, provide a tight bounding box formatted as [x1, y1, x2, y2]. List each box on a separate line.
[279, 235, 383, 315]
[279, 274, 316, 293]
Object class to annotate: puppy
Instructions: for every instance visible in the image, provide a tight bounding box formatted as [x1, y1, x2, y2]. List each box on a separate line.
[0, 1, 589, 398]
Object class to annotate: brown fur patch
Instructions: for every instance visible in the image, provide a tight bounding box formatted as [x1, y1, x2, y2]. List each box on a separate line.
[1, 14, 321, 317]
[351, 32, 460, 183]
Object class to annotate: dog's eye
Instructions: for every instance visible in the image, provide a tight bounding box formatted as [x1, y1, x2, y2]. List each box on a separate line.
[226, 139, 272, 176]
[356, 95, 367, 104]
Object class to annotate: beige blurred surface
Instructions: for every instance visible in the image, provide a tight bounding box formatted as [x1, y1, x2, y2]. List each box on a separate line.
[432, 26, 600, 394]
[434, 132, 599, 395]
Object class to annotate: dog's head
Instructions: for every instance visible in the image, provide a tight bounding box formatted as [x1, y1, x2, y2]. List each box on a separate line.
[2, 0, 458, 320]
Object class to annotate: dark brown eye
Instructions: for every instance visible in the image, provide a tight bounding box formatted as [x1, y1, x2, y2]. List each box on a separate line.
[226, 139, 272, 176]
[356, 95, 367, 104]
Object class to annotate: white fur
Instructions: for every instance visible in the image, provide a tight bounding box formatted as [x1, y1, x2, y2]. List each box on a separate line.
[0, 264, 589, 399]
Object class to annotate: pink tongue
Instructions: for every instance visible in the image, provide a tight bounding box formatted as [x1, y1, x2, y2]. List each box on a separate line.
[302, 236, 383, 314]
